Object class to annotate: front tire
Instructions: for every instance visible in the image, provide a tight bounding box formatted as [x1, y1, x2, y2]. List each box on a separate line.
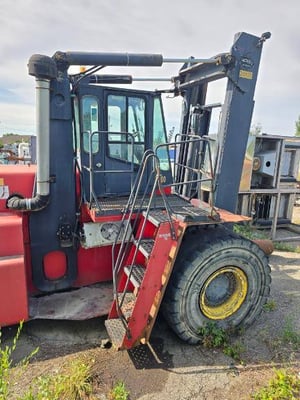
[162, 226, 271, 344]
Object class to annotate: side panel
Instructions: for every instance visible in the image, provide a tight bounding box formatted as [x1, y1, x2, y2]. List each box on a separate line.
[29, 75, 78, 292]
[0, 256, 28, 326]
[74, 245, 113, 286]
[0, 211, 29, 325]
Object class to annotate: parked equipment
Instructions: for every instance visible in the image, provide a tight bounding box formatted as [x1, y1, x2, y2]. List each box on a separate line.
[238, 134, 300, 240]
[0, 32, 271, 349]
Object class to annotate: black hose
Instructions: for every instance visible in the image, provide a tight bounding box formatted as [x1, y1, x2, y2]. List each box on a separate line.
[6, 193, 50, 211]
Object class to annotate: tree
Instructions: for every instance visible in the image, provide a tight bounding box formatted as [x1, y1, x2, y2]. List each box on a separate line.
[296, 115, 300, 137]
[250, 123, 262, 136]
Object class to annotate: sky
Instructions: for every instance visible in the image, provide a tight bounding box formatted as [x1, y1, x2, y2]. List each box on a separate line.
[0, 0, 300, 137]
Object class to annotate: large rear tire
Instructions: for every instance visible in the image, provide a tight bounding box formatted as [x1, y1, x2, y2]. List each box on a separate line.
[162, 225, 271, 344]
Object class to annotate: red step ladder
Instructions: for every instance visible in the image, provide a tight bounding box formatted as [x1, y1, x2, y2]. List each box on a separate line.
[105, 210, 185, 349]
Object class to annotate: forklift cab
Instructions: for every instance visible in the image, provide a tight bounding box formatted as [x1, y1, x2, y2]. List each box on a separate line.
[74, 82, 173, 202]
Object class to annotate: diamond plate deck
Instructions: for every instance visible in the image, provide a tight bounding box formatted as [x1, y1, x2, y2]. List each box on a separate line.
[144, 210, 171, 226]
[104, 318, 127, 349]
[135, 239, 154, 258]
[91, 193, 214, 223]
[124, 265, 145, 288]
[117, 292, 136, 319]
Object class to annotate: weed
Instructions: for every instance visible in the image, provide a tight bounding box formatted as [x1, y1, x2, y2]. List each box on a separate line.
[281, 318, 300, 349]
[198, 322, 246, 363]
[234, 224, 300, 253]
[198, 322, 228, 349]
[233, 224, 268, 240]
[0, 321, 38, 400]
[109, 381, 129, 400]
[258, 319, 300, 361]
[223, 342, 245, 362]
[263, 300, 277, 312]
[273, 242, 300, 253]
[20, 358, 93, 400]
[1, 323, 94, 400]
[252, 368, 300, 400]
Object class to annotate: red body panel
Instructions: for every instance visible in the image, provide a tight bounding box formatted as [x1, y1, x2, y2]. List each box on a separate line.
[0, 209, 29, 327]
[0, 165, 36, 212]
[0, 214, 24, 257]
[74, 245, 114, 286]
[0, 166, 35, 322]
[0, 256, 29, 326]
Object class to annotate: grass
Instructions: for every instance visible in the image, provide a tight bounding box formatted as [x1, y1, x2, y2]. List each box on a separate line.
[273, 242, 300, 253]
[0, 321, 39, 400]
[281, 318, 300, 350]
[259, 316, 300, 362]
[233, 223, 268, 240]
[233, 223, 300, 253]
[20, 358, 93, 400]
[262, 300, 277, 312]
[223, 342, 245, 363]
[109, 381, 130, 400]
[1, 322, 94, 400]
[252, 368, 300, 400]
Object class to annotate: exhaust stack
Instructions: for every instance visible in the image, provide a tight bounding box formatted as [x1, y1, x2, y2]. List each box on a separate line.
[7, 55, 57, 211]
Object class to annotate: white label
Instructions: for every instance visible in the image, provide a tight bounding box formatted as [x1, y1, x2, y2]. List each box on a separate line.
[0, 186, 9, 199]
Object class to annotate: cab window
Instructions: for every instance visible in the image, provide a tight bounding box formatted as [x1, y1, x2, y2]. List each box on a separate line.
[153, 97, 170, 171]
[107, 95, 145, 164]
[81, 95, 99, 154]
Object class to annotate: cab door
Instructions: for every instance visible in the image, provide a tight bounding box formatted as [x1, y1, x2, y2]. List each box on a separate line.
[76, 84, 149, 199]
[79, 89, 105, 199]
[104, 90, 147, 195]
[103, 92, 173, 195]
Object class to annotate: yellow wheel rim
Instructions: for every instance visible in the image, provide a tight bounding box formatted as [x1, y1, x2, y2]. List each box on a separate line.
[200, 267, 248, 320]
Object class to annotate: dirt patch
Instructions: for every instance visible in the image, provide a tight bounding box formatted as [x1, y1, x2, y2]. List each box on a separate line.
[2, 250, 300, 400]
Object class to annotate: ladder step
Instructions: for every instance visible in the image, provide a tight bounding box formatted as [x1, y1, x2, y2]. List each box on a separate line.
[172, 205, 211, 222]
[134, 239, 154, 258]
[124, 265, 145, 288]
[143, 210, 171, 226]
[104, 318, 127, 350]
[117, 292, 136, 319]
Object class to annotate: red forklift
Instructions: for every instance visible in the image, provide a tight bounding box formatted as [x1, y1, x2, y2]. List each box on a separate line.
[0, 31, 271, 349]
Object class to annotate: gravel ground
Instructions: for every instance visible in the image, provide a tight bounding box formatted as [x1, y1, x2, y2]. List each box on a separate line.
[3, 203, 300, 399]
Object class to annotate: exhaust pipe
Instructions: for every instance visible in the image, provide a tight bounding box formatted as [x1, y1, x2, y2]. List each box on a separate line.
[7, 55, 57, 211]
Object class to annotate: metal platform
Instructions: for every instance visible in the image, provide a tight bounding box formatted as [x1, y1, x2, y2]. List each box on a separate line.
[91, 194, 215, 223]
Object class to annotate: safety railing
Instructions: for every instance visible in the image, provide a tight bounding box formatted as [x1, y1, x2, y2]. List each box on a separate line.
[111, 150, 175, 329]
[81, 130, 135, 211]
[156, 134, 216, 208]
[99, 133, 216, 330]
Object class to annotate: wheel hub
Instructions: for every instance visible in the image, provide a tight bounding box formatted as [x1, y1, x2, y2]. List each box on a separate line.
[199, 267, 248, 320]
